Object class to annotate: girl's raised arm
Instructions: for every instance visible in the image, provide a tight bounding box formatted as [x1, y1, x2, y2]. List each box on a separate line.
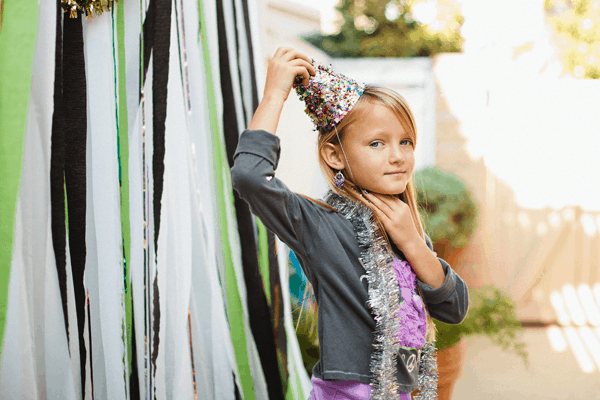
[248, 48, 315, 134]
[231, 48, 319, 274]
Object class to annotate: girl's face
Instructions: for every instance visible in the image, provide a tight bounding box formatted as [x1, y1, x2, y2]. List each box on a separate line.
[340, 103, 415, 195]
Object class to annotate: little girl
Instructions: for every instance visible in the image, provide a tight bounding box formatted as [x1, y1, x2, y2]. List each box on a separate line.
[231, 48, 468, 400]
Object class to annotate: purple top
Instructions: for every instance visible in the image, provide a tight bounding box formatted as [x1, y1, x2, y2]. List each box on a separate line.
[307, 259, 423, 399]
[309, 376, 411, 400]
[391, 258, 427, 349]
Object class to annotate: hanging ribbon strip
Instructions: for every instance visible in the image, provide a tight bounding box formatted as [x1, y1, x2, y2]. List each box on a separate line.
[141, 0, 173, 393]
[49, 4, 88, 396]
[114, 3, 134, 398]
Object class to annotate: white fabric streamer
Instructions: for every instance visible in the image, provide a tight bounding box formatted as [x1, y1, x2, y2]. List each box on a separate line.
[155, 7, 196, 398]
[232, 0, 254, 125]
[83, 12, 127, 400]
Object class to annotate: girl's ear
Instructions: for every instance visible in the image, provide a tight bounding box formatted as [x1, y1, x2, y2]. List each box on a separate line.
[320, 143, 346, 171]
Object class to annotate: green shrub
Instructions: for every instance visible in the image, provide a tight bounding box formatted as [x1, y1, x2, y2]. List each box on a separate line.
[304, 0, 464, 58]
[435, 286, 529, 366]
[414, 166, 477, 248]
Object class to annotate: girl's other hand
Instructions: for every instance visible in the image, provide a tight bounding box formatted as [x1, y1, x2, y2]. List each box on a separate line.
[360, 191, 420, 252]
[264, 47, 316, 102]
[359, 190, 446, 289]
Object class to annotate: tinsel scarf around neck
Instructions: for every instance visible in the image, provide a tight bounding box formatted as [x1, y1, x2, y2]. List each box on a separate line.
[324, 190, 438, 400]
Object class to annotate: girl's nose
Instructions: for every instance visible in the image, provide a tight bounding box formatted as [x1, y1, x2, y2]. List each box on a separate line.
[389, 145, 404, 163]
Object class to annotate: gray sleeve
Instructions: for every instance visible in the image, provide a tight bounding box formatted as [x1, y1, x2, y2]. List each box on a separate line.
[230, 129, 308, 261]
[416, 235, 469, 324]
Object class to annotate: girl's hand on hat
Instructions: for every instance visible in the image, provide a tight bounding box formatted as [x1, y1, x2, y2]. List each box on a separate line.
[264, 47, 316, 103]
[248, 48, 315, 133]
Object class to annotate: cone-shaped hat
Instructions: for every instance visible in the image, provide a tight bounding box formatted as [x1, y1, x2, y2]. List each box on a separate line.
[294, 61, 365, 133]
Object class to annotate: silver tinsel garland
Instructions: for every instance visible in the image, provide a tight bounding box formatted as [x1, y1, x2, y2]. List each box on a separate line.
[412, 340, 439, 400]
[325, 190, 438, 400]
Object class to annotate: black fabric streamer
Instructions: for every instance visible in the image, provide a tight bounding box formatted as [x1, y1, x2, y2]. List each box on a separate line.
[216, 1, 285, 398]
[50, 3, 88, 396]
[230, 4, 248, 129]
[151, 274, 160, 380]
[216, 0, 240, 167]
[141, 0, 171, 248]
[142, 3, 155, 87]
[63, 12, 88, 396]
[241, 0, 259, 111]
[150, 0, 171, 251]
[129, 288, 140, 400]
[141, 0, 172, 392]
[50, 0, 67, 346]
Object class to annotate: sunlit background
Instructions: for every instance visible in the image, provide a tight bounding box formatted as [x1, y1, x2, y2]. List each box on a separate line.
[258, 0, 600, 399]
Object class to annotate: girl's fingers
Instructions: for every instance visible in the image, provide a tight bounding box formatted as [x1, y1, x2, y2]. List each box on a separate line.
[370, 202, 392, 228]
[375, 193, 403, 211]
[280, 49, 300, 61]
[293, 51, 313, 67]
[281, 49, 313, 67]
[357, 193, 390, 224]
[290, 59, 316, 77]
[293, 66, 310, 86]
[363, 192, 393, 217]
[273, 47, 293, 59]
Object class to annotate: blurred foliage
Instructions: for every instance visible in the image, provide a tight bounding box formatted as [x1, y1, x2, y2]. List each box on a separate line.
[292, 297, 320, 376]
[304, 0, 464, 58]
[414, 166, 477, 248]
[545, 0, 600, 79]
[434, 286, 529, 367]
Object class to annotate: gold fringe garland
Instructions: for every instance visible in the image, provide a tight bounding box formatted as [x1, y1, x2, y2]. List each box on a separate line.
[61, 0, 116, 19]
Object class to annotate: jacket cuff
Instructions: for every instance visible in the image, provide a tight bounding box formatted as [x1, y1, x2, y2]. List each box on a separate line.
[417, 259, 457, 304]
[233, 129, 281, 169]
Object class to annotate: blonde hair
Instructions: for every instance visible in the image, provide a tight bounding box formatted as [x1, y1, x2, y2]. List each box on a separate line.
[317, 85, 425, 242]
[297, 85, 436, 342]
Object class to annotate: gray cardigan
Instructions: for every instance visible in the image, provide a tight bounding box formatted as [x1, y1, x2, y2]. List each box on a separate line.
[231, 129, 468, 392]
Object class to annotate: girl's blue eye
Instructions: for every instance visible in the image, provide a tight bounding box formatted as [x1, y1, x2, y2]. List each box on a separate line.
[370, 141, 382, 148]
[401, 139, 411, 146]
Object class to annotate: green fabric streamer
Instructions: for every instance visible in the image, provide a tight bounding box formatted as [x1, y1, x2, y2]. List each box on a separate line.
[114, 2, 132, 383]
[257, 219, 271, 306]
[0, 0, 38, 359]
[197, 1, 255, 398]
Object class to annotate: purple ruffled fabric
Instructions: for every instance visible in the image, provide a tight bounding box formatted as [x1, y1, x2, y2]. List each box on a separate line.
[391, 258, 427, 349]
[309, 376, 412, 400]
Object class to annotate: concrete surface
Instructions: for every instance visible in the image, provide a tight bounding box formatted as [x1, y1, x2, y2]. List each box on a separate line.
[453, 327, 600, 400]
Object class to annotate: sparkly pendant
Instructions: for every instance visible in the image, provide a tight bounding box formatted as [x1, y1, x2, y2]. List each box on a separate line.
[334, 171, 345, 188]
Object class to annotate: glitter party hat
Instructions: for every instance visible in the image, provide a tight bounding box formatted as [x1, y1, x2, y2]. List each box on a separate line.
[294, 62, 365, 133]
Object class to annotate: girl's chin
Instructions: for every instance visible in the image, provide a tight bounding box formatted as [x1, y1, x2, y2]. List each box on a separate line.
[374, 182, 407, 194]
[363, 187, 406, 196]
